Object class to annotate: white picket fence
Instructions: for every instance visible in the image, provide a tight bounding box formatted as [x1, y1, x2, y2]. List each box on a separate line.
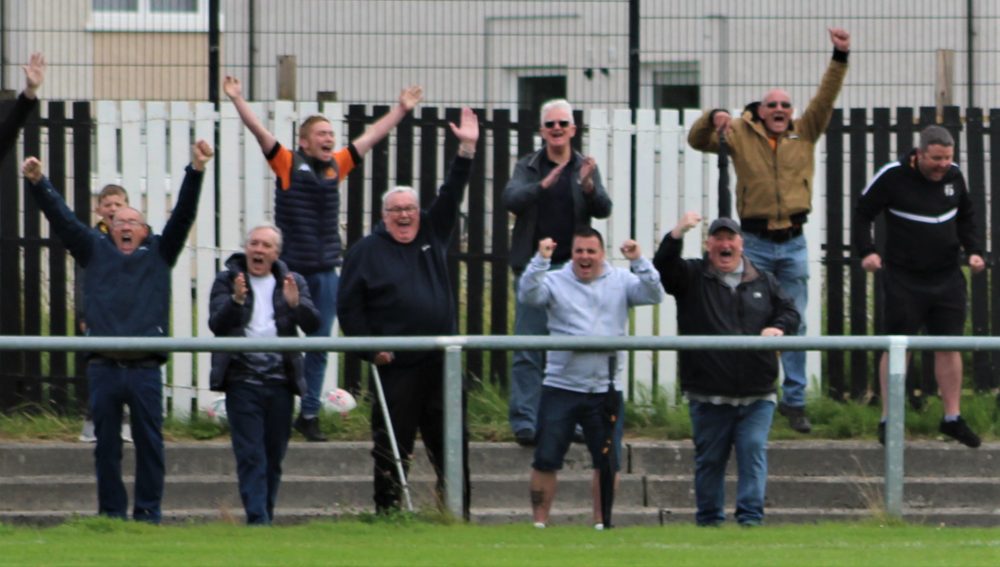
[88, 102, 825, 415]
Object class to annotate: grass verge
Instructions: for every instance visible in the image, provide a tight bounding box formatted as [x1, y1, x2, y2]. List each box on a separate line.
[1, 517, 998, 566]
[1, 380, 997, 443]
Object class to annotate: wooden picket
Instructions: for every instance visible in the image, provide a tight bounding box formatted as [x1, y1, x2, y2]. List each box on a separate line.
[13, 100, 998, 416]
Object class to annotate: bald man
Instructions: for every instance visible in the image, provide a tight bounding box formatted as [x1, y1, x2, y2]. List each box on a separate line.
[686, 28, 850, 434]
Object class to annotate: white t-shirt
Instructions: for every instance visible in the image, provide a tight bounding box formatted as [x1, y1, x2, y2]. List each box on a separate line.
[246, 274, 278, 338]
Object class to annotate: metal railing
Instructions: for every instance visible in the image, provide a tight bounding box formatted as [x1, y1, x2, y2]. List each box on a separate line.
[3, 334, 995, 520]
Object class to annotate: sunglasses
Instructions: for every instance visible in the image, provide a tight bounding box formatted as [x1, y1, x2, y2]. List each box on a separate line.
[543, 120, 572, 129]
[765, 101, 792, 109]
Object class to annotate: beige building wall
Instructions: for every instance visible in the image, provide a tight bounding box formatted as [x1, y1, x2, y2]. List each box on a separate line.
[92, 33, 209, 101]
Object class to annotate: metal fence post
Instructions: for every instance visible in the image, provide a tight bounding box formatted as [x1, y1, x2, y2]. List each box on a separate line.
[443, 345, 464, 518]
[884, 335, 908, 518]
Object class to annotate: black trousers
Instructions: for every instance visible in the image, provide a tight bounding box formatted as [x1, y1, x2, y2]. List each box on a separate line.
[370, 356, 470, 518]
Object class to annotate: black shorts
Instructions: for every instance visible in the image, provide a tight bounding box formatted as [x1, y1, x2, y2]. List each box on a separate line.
[882, 266, 966, 336]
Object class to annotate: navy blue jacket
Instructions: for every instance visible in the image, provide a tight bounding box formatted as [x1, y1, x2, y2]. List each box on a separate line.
[654, 233, 800, 398]
[29, 166, 205, 359]
[271, 144, 362, 274]
[207, 253, 320, 394]
[338, 156, 472, 366]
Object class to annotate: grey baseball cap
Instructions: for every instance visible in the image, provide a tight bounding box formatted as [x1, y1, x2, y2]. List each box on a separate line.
[708, 217, 741, 235]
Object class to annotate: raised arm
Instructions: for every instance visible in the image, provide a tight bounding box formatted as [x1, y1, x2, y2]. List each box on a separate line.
[160, 140, 213, 265]
[795, 28, 850, 142]
[654, 211, 703, 295]
[22, 52, 45, 100]
[1, 53, 45, 160]
[223, 75, 278, 154]
[427, 107, 479, 239]
[351, 85, 423, 156]
[620, 240, 664, 306]
[518, 238, 556, 307]
[21, 157, 94, 264]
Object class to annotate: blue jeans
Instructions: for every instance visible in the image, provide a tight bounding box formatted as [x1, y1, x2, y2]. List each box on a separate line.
[87, 360, 164, 523]
[741, 232, 808, 408]
[508, 269, 553, 435]
[226, 380, 294, 525]
[688, 399, 775, 526]
[301, 268, 338, 418]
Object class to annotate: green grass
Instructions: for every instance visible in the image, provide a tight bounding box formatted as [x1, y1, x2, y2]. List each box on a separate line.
[2, 379, 997, 443]
[0, 517, 998, 566]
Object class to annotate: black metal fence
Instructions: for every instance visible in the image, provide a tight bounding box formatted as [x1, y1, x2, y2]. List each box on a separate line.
[2, 100, 999, 412]
[824, 105, 1000, 402]
[0, 100, 92, 412]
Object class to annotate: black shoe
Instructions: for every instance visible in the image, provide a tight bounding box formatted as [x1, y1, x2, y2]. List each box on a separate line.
[939, 417, 981, 448]
[877, 421, 885, 446]
[778, 403, 812, 434]
[294, 415, 327, 442]
[572, 425, 586, 444]
[514, 428, 536, 447]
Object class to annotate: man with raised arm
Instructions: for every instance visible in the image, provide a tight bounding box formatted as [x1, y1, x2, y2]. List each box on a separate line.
[520, 229, 663, 529]
[22, 141, 214, 524]
[337, 108, 478, 517]
[655, 212, 799, 527]
[224, 76, 423, 441]
[687, 28, 851, 434]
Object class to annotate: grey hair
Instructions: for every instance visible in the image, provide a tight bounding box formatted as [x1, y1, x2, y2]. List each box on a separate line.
[245, 222, 283, 253]
[381, 186, 419, 210]
[919, 125, 954, 151]
[540, 99, 574, 125]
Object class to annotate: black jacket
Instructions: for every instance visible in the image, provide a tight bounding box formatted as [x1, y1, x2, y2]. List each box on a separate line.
[337, 156, 472, 366]
[502, 148, 611, 271]
[653, 233, 800, 398]
[1, 93, 36, 160]
[854, 149, 982, 273]
[208, 253, 321, 394]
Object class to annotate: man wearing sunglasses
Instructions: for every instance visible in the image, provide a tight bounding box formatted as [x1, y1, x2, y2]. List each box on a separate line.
[687, 28, 851, 434]
[503, 99, 613, 448]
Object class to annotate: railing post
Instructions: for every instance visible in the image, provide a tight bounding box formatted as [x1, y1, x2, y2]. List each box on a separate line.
[884, 335, 907, 518]
[443, 345, 464, 519]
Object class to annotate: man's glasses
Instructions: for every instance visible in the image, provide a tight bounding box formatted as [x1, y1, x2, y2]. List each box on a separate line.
[112, 219, 143, 228]
[765, 101, 792, 109]
[543, 120, 571, 129]
[385, 205, 418, 215]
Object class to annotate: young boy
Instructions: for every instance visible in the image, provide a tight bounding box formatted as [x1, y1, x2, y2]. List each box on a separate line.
[78, 184, 133, 443]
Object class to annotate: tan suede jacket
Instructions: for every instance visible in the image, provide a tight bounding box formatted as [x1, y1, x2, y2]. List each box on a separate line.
[688, 57, 848, 228]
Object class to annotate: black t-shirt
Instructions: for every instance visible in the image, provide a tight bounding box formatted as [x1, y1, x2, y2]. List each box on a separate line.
[533, 154, 576, 265]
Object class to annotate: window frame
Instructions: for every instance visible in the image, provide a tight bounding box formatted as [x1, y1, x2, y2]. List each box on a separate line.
[88, 0, 211, 33]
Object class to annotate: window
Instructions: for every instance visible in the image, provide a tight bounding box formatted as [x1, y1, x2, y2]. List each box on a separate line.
[652, 62, 701, 117]
[518, 76, 567, 128]
[90, 0, 209, 32]
[95, 0, 197, 13]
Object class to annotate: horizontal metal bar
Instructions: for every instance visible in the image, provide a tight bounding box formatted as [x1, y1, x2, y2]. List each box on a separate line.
[1, 334, 999, 353]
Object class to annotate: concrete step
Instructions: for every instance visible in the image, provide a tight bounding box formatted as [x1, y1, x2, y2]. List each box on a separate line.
[629, 441, 1000, 477]
[0, 473, 646, 510]
[5, 441, 997, 477]
[644, 475, 1000, 509]
[3, 441, 999, 527]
